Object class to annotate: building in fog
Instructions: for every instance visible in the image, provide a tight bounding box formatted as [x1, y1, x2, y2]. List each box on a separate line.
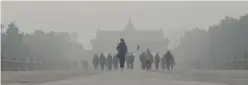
[91, 18, 169, 54]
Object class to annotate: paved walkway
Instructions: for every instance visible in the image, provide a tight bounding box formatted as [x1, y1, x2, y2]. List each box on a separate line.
[34, 70, 228, 85]
[3, 69, 248, 85]
[1, 70, 100, 85]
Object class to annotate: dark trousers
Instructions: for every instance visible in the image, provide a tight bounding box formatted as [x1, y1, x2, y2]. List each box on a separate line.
[100, 64, 105, 70]
[166, 63, 174, 70]
[141, 62, 145, 70]
[145, 60, 151, 70]
[119, 57, 125, 68]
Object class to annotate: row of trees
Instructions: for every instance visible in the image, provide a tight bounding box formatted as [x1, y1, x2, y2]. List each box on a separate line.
[174, 14, 248, 69]
[1, 22, 85, 70]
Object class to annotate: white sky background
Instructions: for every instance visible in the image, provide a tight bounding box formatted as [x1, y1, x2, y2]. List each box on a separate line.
[2, 1, 248, 49]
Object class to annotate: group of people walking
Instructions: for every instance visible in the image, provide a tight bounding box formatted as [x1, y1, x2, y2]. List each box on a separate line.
[92, 52, 135, 71]
[93, 53, 118, 71]
[93, 38, 175, 71]
[139, 49, 175, 70]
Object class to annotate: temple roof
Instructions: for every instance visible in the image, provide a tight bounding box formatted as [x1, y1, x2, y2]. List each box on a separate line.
[94, 18, 165, 41]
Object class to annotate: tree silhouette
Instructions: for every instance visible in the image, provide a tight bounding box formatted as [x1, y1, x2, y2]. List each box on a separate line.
[2, 22, 28, 61]
[174, 14, 248, 69]
[2, 22, 85, 70]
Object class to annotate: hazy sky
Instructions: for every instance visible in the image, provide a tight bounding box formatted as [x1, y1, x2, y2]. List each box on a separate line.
[2, 1, 248, 49]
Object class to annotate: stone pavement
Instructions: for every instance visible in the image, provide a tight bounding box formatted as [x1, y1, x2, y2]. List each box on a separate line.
[34, 70, 228, 85]
[1, 70, 101, 85]
[2, 69, 248, 85]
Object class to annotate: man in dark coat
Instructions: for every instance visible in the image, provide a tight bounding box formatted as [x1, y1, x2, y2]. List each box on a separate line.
[161, 54, 166, 70]
[154, 52, 160, 70]
[116, 38, 128, 71]
[140, 52, 145, 70]
[99, 53, 106, 71]
[165, 51, 175, 70]
[93, 54, 99, 70]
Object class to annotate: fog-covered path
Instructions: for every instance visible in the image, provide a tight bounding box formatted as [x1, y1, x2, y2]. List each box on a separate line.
[33, 69, 246, 85]
[3, 69, 248, 85]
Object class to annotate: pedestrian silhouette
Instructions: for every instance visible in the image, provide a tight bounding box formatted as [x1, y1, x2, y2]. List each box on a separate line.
[154, 52, 160, 70]
[99, 53, 106, 71]
[126, 52, 135, 70]
[107, 53, 113, 70]
[140, 52, 145, 70]
[116, 38, 128, 71]
[165, 51, 175, 70]
[144, 49, 153, 70]
[93, 54, 99, 70]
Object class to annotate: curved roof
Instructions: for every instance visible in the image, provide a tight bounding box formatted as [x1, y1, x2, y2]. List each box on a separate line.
[94, 18, 167, 42]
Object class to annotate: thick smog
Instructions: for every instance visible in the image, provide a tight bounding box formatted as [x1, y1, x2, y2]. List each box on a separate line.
[1, 1, 248, 85]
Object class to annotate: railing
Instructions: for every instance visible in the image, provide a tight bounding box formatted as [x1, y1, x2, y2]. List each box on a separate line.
[219, 59, 248, 70]
[1, 60, 42, 71]
[1, 60, 89, 71]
